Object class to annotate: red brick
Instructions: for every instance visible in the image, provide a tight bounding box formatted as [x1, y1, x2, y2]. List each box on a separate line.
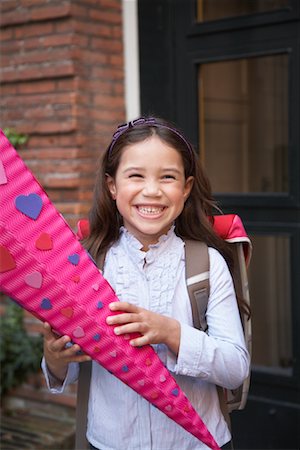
[42, 33, 74, 47]
[0, 27, 14, 40]
[90, 66, 124, 81]
[0, 0, 18, 12]
[90, 36, 122, 53]
[74, 20, 112, 37]
[99, 0, 121, 11]
[0, 61, 75, 82]
[93, 94, 124, 109]
[30, 3, 71, 21]
[17, 80, 56, 94]
[109, 53, 123, 66]
[14, 22, 54, 39]
[0, 8, 31, 27]
[88, 8, 121, 24]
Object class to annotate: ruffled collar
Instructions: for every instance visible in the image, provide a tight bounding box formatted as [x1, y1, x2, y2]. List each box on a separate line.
[119, 225, 178, 266]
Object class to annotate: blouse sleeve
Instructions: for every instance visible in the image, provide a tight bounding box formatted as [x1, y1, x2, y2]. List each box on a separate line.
[41, 356, 79, 393]
[171, 247, 250, 389]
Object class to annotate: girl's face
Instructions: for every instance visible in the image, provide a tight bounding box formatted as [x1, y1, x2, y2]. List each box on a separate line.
[107, 135, 194, 251]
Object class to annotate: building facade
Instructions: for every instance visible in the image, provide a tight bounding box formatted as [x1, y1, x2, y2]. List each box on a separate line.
[1, 0, 299, 448]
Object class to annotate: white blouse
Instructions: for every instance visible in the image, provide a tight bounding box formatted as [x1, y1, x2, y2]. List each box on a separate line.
[42, 227, 250, 450]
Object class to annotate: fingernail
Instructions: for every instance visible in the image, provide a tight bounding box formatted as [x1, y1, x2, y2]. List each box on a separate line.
[114, 327, 120, 335]
[106, 317, 112, 324]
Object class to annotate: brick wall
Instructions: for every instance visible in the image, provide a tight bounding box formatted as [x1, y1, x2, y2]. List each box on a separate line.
[0, 0, 125, 228]
[0, 0, 125, 408]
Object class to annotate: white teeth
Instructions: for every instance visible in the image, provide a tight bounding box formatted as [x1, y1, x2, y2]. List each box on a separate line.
[138, 206, 163, 214]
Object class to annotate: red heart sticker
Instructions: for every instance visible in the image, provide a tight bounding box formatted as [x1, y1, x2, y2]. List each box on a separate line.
[0, 245, 16, 273]
[35, 232, 53, 251]
[60, 306, 74, 319]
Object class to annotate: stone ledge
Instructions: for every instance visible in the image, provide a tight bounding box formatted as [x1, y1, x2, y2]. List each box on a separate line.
[0, 407, 75, 450]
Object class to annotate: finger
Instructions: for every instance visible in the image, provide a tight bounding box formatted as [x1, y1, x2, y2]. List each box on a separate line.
[129, 335, 149, 347]
[106, 312, 138, 326]
[42, 322, 53, 338]
[49, 334, 71, 353]
[109, 302, 138, 313]
[113, 321, 144, 336]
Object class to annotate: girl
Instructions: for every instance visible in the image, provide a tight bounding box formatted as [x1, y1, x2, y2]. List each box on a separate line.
[42, 117, 250, 450]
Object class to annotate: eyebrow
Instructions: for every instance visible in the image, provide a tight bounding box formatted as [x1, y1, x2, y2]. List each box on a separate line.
[123, 167, 182, 174]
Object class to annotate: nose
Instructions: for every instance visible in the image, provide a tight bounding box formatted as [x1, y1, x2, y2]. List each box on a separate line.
[143, 178, 161, 196]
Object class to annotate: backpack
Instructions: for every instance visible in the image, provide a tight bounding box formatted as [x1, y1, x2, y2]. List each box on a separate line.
[75, 214, 252, 450]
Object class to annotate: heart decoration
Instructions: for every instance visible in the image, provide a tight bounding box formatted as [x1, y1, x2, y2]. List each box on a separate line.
[71, 275, 80, 283]
[0, 245, 16, 273]
[73, 326, 85, 338]
[0, 160, 7, 185]
[24, 271, 43, 289]
[41, 298, 52, 310]
[35, 232, 53, 251]
[15, 193, 43, 220]
[60, 306, 74, 319]
[68, 254, 80, 265]
[93, 333, 101, 341]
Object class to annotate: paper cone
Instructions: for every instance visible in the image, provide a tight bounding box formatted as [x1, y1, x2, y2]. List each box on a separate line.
[0, 130, 220, 450]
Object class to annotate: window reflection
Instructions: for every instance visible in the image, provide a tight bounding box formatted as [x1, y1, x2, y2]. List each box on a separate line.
[248, 234, 292, 375]
[198, 54, 288, 193]
[197, 0, 290, 22]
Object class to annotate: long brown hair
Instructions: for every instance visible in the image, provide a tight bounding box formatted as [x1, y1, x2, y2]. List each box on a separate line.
[83, 117, 250, 317]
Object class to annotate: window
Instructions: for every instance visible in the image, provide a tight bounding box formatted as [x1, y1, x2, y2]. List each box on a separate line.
[197, 0, 290, 22]
[198, 54, 289, 193]
[248, 234, 292, 375]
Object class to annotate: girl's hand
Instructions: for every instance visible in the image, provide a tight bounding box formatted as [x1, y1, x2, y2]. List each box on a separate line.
[42, 322, 91, 382]
[106, 302, 181, 355]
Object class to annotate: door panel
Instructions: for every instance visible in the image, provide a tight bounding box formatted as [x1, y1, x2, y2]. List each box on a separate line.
[138, 1, 300, 447]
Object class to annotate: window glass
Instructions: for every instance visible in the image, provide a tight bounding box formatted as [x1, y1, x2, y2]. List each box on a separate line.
[248, 234, 292, 375]
[197, 0, 290, 22]
[198, 54, 288, 193]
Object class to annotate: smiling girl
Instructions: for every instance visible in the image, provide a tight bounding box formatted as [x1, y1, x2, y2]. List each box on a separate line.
[42, 117, 250, 450]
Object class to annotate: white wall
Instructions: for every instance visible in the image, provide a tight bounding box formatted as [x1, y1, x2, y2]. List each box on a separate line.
[122, 0, 141, 121]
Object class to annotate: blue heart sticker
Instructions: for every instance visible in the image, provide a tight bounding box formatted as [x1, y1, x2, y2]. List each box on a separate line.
[97, 301, 104, 309]
[122, 365, 129, 373]
[15, 193, 43, 220]
[93, 333, 101, 341]
[171, 388, 179, 397]
[68, 254, 80, 265]
[41, 298, 52, 310]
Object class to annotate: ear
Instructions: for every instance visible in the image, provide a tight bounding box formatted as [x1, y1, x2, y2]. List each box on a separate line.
[106, 174, 117, 200]
[183, 176, 194, 201]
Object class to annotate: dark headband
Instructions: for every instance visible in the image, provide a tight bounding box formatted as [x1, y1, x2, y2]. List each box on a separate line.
[108, 117, 195, 172]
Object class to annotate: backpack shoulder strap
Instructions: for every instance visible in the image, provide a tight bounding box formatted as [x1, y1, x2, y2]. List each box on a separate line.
[185, 240, 232, 434]
[75, 251, 106, 450]
[184, 239, 210, 332]
[75, 361, 92, 450]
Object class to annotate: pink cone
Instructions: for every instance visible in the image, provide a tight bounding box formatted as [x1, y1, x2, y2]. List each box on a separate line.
[0, 130, 220, 450]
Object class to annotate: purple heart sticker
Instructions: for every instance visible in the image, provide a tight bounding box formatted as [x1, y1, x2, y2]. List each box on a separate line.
[15, 193, 43, 220]
[68, 254, 80, 265]
[171, 388, 179, 397]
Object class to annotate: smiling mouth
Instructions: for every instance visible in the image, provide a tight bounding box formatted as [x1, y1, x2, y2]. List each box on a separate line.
[137, 206, 165, 215]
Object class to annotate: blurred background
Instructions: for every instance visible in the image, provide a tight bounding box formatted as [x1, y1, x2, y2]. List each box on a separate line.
[0, 0, 299, 448]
